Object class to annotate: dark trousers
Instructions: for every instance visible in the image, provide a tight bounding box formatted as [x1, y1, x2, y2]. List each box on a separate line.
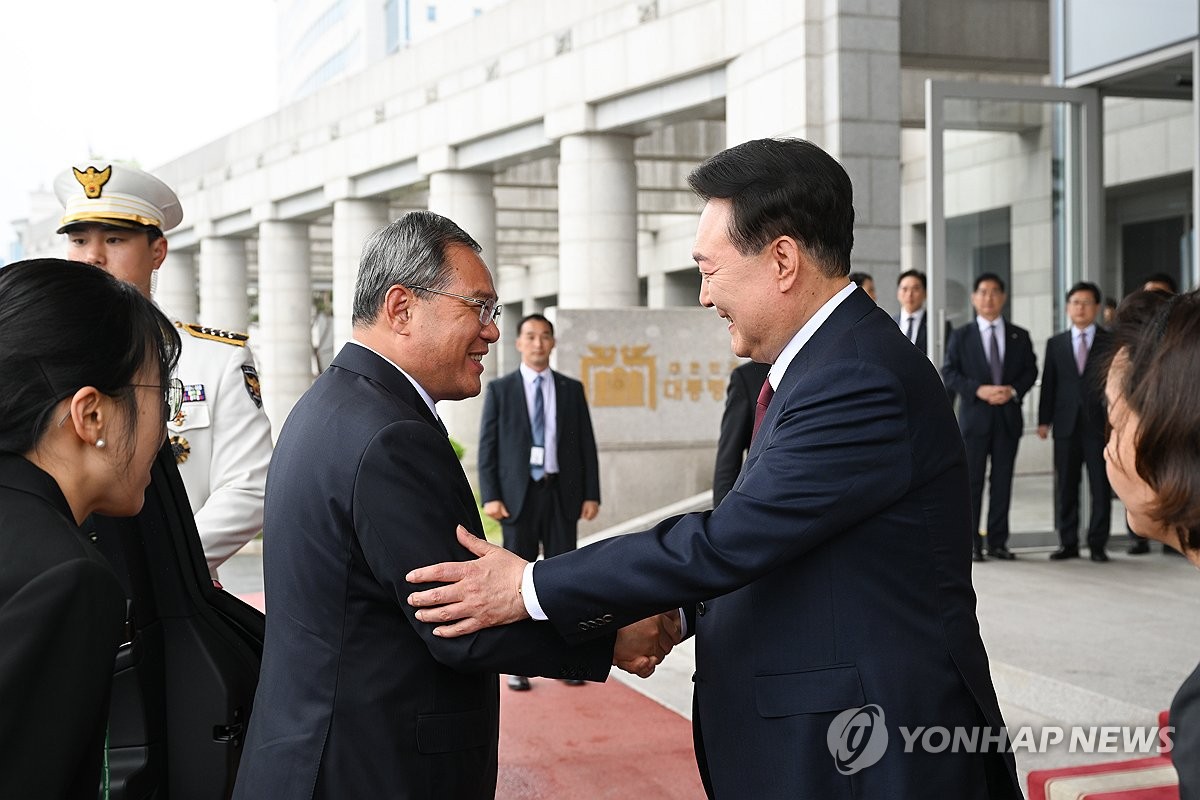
[501, 475, 577, 560]
[1053, 430, 1111, 551]
[964, 427, 1019, 552]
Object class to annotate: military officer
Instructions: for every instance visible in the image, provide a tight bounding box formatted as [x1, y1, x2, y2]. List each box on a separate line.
[56, 162, 273, 580]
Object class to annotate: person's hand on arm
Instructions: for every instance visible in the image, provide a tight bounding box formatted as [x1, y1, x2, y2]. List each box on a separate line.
[407, 526, 531, 635]
[580, 500, 599, 522]
[1037, 424, 1050, 439]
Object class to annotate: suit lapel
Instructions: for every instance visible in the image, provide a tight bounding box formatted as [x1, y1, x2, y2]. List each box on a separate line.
[330, 344, 444, 433]
[747, 289, 873, 458]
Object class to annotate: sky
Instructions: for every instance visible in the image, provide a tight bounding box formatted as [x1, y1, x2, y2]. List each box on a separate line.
[0, 1, 279, 257]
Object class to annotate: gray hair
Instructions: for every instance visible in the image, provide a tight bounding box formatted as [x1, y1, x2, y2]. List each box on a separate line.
[352, 210, 482, 325]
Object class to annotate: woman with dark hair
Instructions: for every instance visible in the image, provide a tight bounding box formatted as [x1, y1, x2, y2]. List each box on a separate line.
[1103, 288, 1200, 795]
[0, 258, 181, 798]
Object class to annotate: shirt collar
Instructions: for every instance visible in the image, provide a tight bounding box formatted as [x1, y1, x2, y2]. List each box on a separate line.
[900, 307, 925, 324]
[976, 315, 1005, 336]
[519, 362, 551, 385]
[1073, 323, 1096, 340]
[768, 282, 857, 390]
[347, 339, 439, 419]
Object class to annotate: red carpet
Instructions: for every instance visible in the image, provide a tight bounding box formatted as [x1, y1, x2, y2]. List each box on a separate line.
[498, 676, 706, 799]
[237, 592, 705, 797]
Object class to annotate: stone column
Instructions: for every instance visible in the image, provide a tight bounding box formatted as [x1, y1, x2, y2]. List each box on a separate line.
[155, 249, 197, 321]
[256, 220, 312, 434]
[331, 198, 390, 351]
[199, 238, 250, 332]
[557, 133, 639, 308]
[647, 271, 701, 308]
[725, 1, 900, 285]
[525, 255, 559, 308]
[427, 169, 498, 475]
[495, 263, 529, 374]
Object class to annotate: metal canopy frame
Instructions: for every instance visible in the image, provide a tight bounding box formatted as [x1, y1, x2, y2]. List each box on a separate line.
[924, 80, 1102, 366]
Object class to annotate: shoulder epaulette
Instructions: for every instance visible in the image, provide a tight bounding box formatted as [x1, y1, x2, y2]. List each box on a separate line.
[177, 321, 249, 347]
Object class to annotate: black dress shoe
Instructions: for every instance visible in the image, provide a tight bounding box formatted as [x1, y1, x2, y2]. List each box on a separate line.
[507, 675, 531, 691]
[1049, 547, 1080, 561]
[1090, 550, 1109, 562]
[972, 551, 986, 563]
[987, 547, 1016, 560]
[1127, 539, 1151, 555]
[562, 679, 585, 686]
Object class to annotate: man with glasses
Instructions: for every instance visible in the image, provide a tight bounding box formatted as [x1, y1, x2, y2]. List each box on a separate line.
[478, 312, 601, 690]
[1037, 282, 1112, 562]
[234, 211, 662, 799]
[55, 162, 273, 580]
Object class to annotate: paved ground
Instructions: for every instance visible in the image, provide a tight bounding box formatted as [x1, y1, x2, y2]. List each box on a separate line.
[221, 472, 1200, 794]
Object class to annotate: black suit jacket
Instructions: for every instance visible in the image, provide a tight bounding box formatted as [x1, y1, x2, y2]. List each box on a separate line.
[478, 368, 600, 522]
[1037, 327, 1111, 439]
[943, 318, 1038, 439]
[529, 290, 1021, 798]
[0, 453, 126, 799]
[712, 360, 770, 506]
[233, 344, 613, 800]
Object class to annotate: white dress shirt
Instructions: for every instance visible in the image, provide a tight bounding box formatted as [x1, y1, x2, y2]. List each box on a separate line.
[898, 308, 925, 343]
[520, 363, 559, 474]
[975, 315, 1006, 364]
[1073, 323, 1096, 353]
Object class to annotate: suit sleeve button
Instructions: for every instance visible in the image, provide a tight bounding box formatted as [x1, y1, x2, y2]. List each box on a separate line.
[696, 601, 707, 616]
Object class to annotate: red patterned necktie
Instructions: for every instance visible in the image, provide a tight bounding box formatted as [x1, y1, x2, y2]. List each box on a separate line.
[752, 378, 775, 441]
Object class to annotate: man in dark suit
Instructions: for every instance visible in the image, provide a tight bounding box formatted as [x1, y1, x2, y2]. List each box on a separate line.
[407, 139, 1021, 799]
[943, 273, 1039, 562]
[894, 269, 932, 350]
[479, 312, 601, 690]
[1037, 282, 1112, 562]
[232, 212, 662, 800]
[712, 360, 770, 506]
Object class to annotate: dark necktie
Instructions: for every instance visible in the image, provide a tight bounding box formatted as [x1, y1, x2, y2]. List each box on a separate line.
[905, 316, 916, 343]
[988, 324, 1003, 385]
[531, 374, 545, 480]
[752, 378, 774, 441]
[1075, 332, 1088, 375]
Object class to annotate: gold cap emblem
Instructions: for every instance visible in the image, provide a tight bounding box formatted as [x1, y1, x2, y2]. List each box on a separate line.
[72, 165, 112, 199]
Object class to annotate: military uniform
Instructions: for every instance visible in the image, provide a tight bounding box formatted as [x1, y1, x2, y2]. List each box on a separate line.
[169, 322, 273, 577]
[56, 162, 273, 578]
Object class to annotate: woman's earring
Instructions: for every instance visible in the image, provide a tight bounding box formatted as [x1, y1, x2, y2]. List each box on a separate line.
[95, 439, 106, 449]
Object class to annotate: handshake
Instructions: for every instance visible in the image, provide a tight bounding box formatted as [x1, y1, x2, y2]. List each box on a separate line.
[405, 525, 685, 679]
[613, 611, 684, 678]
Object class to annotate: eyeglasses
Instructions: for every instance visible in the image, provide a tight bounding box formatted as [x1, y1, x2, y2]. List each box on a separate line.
[409, 285, 502, 326]
[130, 377, 185, 422]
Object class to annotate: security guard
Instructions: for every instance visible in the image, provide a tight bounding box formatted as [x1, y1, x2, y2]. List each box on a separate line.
[55, 162, 273, 580]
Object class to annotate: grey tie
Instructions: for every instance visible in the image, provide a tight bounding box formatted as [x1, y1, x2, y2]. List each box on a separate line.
[988, 324, 1003, 385]
[531, 374, 545, 480]
[905, 316, 916, 343]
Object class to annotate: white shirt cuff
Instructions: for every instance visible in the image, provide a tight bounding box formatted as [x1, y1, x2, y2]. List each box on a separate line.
[521, 561, 548, 621]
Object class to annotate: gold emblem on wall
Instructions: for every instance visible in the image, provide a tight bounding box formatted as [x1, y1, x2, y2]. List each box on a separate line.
[581, 345, 657, 409]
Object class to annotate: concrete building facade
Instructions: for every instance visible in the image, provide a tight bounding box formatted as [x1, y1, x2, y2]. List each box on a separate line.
[14, 0, 1200, 530]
